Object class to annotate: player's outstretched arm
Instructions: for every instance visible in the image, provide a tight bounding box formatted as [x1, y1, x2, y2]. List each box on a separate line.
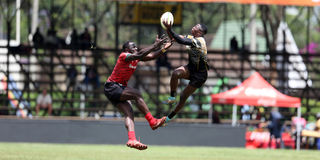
[163, 21, 192, 46]
[141, 39, 173, 61]
[125, 36, 166, 62]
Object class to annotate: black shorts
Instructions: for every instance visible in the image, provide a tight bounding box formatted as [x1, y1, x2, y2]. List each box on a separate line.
[188, 68, 208, 88]
[104, 81, 126, 106]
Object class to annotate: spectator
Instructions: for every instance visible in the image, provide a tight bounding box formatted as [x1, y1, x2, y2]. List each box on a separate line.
[45, 28, 59, 48]
[268, 108, 284, 148]
[156, 52, 172, 75]
[79, 27, 92, 49]
[241, 105, 251, 121]
[316, 113, 320, 150]
[82, 66, 100, 116]
[35, 89, 52, 116]
[230, 36, 239, 52]
[32, 27, 44, 48]
[212, 109, 220, 124]
[66, 28, 79, 49]
[66, 64, 78, 89]
[83, 66, 100, 91]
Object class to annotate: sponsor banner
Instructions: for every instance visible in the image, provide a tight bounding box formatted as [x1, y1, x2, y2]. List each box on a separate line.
[246, 131, 295, 149]
[119, 3, 182, 25]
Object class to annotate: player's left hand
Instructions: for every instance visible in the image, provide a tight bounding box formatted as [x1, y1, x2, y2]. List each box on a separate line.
[163, 39, 173, 50]
[154, 35, 167, 48]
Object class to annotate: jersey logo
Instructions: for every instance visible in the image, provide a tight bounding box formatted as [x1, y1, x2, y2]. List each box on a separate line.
[129, 64, 137, 69]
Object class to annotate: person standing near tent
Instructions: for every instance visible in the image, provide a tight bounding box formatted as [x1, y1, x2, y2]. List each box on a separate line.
[268, 108, 284, 148]
[157, 21, 208, 126]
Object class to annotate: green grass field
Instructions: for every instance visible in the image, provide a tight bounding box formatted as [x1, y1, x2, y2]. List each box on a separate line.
[0, 143, 319, 160]
[0, 143, 320, 160]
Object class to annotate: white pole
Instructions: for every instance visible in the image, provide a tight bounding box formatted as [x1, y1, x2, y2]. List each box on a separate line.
[249, 4, 257, 67]
[250, 4, 257, 52]
[232, 104, 237, 127]
[80, 55, 86, 118]
[31, 0, 39, 34]
[16, 0, 21, 45]
[208, 104, 213, 124]
[296, 106, 301, 150]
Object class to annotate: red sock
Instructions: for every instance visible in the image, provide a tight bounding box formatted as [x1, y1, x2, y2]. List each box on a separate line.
[128, 131, 136, 141]
[145, 112, 157, 126]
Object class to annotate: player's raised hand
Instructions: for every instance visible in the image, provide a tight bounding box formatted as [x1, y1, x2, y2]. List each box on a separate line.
[163, 21, 172, 30]
[153, 35, 167, 50]
[163, 38, 173, 50]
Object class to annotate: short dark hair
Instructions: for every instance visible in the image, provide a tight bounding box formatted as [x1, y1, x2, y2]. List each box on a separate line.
[122, 41, 131, 51]
[199, 24, 207, 35]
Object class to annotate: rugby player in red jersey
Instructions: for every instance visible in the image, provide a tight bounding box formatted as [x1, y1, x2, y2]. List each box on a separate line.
[104, 36, 172, 150]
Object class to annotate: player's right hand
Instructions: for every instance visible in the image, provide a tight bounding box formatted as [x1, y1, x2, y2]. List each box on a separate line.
[163, 21, 172, 30]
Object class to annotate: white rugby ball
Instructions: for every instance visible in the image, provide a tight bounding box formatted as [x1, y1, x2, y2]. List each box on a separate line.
[160, 12, 174, 29]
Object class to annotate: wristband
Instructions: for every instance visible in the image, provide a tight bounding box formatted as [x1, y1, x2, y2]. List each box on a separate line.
[165, 116, 171, 123]
[161, 48, 167, 53]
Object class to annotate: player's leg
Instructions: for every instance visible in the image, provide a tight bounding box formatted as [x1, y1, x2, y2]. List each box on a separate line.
[119, 87, 149, 114]
[164, 70, 207, 124]
[116, 101, 147, 150]
[120, 87, 165, 130]
[165, 65, 189, 104]
[166, 84, 197, 122]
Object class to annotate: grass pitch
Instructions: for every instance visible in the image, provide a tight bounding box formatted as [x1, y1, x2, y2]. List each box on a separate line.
[0, 142, 319, 160]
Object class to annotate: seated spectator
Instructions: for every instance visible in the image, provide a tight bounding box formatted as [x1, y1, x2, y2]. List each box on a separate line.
[35, 89, 52, 116]
[79, 27, 92, 49]
[32, 27, 44, 48]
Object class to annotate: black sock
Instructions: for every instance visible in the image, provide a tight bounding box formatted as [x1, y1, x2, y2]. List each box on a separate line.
[170, 91, 176, 97]
[168, 112, 176, 119]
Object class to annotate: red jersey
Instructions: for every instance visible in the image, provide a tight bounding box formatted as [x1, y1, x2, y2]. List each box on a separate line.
[107, 52, 139, 86]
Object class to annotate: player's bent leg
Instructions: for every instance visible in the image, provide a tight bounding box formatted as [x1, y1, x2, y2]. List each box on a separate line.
[173, 85, 197, 113]
[120, 87, 150, 115]
[120, 87, 162, 130]
[162, 85, 198, 127]
[165, 66, 189, 105]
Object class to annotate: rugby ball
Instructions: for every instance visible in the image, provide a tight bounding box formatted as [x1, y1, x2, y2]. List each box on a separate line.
[160, 12, 174, 29]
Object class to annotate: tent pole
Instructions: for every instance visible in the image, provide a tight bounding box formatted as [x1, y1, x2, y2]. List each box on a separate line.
[296, 106, 301, 150]
[208, 104, 213, 125]
[232, 104, 237, 127]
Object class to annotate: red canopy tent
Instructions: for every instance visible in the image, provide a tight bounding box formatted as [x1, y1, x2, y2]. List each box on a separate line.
[210, 72, 302, 149]
[211, 72, 301, 108]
